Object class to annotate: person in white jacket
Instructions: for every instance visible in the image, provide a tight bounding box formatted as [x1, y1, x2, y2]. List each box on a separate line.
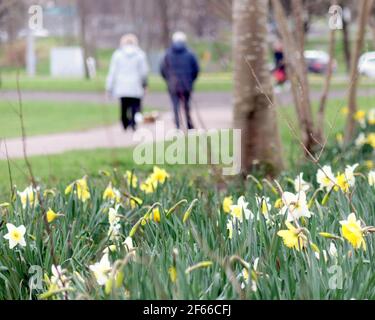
[106, 34, 149, 131]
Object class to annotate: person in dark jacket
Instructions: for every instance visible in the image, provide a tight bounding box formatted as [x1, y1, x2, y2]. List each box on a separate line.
[160, 31, 200, 130]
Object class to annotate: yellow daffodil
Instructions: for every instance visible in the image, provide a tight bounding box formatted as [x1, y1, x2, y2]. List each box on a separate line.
[367, 133, 375, 148]
[103, 183, 121, 203]
[151, 207, 161, 223]
[168, 266, 177, 283]
[222, 196, 233, 213]
[151, 166, 170, 184]
[354, 110, 366, 123]
[3, 223, 26, 249]
[274, 198, 283, 209]
[125, 170, 138, 188]
[255, 196, 271, 220]
[340, 213, 366, 250]
[365, 160, 374, 169]
[128, 196, 143, 209]
[277, 222, 307, 251]
[335, 173, 350, 193]
[334, 164, 358, 193]
[46, 208, 60, 223]
[65, 177, 90, 202]
[140, 177, 158, 194]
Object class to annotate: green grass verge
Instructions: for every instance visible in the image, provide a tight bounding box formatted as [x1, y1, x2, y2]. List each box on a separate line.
[0, 100, 120, 138]
[1, 72, 374, 93]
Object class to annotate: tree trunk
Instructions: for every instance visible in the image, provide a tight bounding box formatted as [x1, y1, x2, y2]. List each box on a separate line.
[158, 0, 171, 48]
[345, 0, 374, 143]
[77, 0, 90, 79]
[233, 0, 283, 176]
[369, 16, 375, 47]
[342, 15, 352, 73]
[272, 0, 317, 153]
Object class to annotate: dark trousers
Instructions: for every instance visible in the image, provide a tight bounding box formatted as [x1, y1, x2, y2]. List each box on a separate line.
[120, 97, 141, 130]
[169, 91, 194, 129]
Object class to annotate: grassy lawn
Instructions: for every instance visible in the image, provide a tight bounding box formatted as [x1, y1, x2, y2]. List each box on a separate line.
[0, 100, 121, 138]
[2, 96, 374, 198]
[0, 73, 235, 93]
[1, 72, 374, 93]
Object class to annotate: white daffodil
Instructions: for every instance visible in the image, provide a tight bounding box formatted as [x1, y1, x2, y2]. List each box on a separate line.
[240, 258, 259, 292]
[103, 245, 117, 254]
[89, 254, 112, 286]
[369, 171, 375, 186]
[226, 219, 233, 239]
[329, 242, 338, 258]
[294, 173, 310, 193]
[229, 196, 253, 223]
[280, 191, 312, 222]
[124, 236, 134, 252]
[344, 164, 358, 187]
[355, 133, 367, 147]
[108, 223, 121, 241]
[314, 250, 328, 262]
[17, 186, 37, 208]
[316, 165, 336, 191]
[255, 196, 271, 220]
[123, 236, 136, 258]
[3, 223, 26, 249]
[51, 265, 70, 289]
[108, 207, 120, 226]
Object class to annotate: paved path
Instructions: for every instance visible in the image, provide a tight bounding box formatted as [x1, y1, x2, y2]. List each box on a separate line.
[1, 87, 375, 160]
[0, 107, 232, 160]
[0, 90, 232, 110]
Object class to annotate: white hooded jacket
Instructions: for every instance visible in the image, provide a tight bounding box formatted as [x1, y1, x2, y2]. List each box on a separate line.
[106, 45, 149, 99]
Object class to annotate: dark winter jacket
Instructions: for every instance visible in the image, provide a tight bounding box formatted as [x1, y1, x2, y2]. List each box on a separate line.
[160, 43, 200, 93]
